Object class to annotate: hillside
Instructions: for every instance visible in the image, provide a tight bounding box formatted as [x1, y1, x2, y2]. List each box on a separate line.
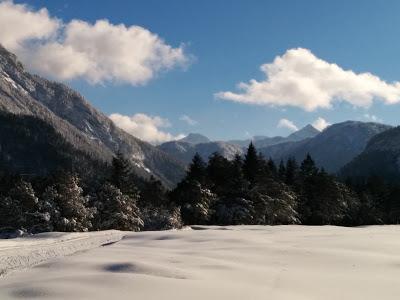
[0, 45, 185, 186]
[341, 126, 400, 181]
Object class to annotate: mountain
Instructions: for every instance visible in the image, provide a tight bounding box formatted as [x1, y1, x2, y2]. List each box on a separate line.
[0, 45, 185, 187]
[287, 124, 320, 141]
[260, 121, 392, 173]
[158, 140, 243, 164]
[179, 133, 210, 144]
[0, 112, 105, 177]
[341, 126, 400, 181]
[229, 124, 320, 149]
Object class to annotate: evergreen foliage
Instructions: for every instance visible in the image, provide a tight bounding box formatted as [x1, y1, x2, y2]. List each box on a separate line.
[1, 140, 400, 235]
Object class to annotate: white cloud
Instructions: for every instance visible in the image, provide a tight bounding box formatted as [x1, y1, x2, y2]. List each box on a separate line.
[0, 1, 189, 85]
[363, 113, 382, 123]
[109, 113, 184, 144]
[277, 118, 298, 132]
[180, 114, 198, 126]
[0, 1, 59, 50]
[216, 48, 400, 111]
[312, 117, 330, 131]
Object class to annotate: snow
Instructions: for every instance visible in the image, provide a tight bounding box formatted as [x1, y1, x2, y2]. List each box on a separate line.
[1, 71, 29, 95]
[0, 230, 123, 277]
[1, 225, 400, 299]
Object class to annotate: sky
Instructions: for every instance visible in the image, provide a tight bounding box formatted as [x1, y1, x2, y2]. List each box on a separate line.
[2, 0, 400, 143]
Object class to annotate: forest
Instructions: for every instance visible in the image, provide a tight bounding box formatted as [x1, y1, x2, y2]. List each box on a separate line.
[1, 142, 400, 236]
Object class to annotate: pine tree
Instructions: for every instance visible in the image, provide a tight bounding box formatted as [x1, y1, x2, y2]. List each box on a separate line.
[243, 142, 260, 185]
[227, 154, 249, 198]
[267, 158, 277, 178]
[285, 157, 298, 186]
[140, 176, 167, 208]
[186, 153, 207, 184]
[111, 151, 139, 197]
[0, 179, 40, 231]
[95, 183, 143, 231]
[177, 181, 217, 225]
[53, 173, 94, 231]
[300, 153, 318, 178]
[207, 152, 231, 194]
[278, 160, 286, 181]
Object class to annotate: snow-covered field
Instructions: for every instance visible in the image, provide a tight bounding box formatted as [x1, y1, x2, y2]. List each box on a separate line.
[1, 225, 400, 299]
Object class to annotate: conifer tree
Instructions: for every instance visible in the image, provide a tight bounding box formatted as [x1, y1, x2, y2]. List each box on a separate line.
[207, 152, 231, 194]
[285, 157, 298, 186]
[111, 151, 139, 197]
[300, 153, 318, 178]
[95, 183, 143, 231]
[140, 176, 167, 208]
[186, 153, 207, 184]
[267, 158, 277, 178]
[0, 179, 41, 231]
[53, 173, 94, 231]
[243, 142, 260, 185]
[278, 160, 286, 181]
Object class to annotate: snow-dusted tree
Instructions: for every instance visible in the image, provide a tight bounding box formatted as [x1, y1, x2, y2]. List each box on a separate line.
[173, 180, 216, 225]
[0, 179, 42, 232]
[95, 183, 143, 231]
[250, 181, 299, 225]
[52, 173, 94, 232]
[141, 206, 182, 231]
[37, 186, 62, 232]
[213, 196, 254, 225]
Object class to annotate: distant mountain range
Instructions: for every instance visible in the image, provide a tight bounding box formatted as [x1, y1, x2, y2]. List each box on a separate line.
[259, 121, 391, 173]
[157, 125, 321, 165]
[159, 121, 392, 176]
[0, 45, 185, 187]
[158, 138, 243, 164]
[228, 124, 320, 148]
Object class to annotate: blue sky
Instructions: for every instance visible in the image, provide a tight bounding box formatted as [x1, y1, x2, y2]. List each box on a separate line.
[7, 0, 400, 141]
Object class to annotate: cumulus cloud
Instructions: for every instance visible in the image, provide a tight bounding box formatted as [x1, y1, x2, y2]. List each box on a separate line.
[277, 118, 298, 132]
[0, 1, 59, 50]
[180, 114, 198, 126]
[312, 117, 330, 131]
[0, 1, 189, 85]
[109, 113, 184, 144]
[216, 48, 400, 111]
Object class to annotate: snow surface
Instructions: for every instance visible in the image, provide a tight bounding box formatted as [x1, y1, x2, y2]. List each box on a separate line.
[0, 230, 124, 277]
[1, 225, 400, 299]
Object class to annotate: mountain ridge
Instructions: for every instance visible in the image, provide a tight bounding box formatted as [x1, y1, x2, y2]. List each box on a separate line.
[0, 44, 185, 187]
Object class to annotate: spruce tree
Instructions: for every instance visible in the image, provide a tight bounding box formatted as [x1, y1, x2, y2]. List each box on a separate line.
[140, 176, 167, 208]
[278, 160, 286, 181]
[186, 153, 207, 184]
[243, 142, 260, 185]
[95, 183, 143, 231]
[111, 151, 139, 197]
[53, 173, 94, 231]
[267, 158, 277, 178]
[285, 157, 298, 186]
[300, 153, 318, 178]
[207, 152, 231, 194]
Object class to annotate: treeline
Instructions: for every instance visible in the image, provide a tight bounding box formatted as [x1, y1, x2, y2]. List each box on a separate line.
[0, 152, 181, 236]
[171, 143, 400, 226]
[1, 143, 400, 236]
